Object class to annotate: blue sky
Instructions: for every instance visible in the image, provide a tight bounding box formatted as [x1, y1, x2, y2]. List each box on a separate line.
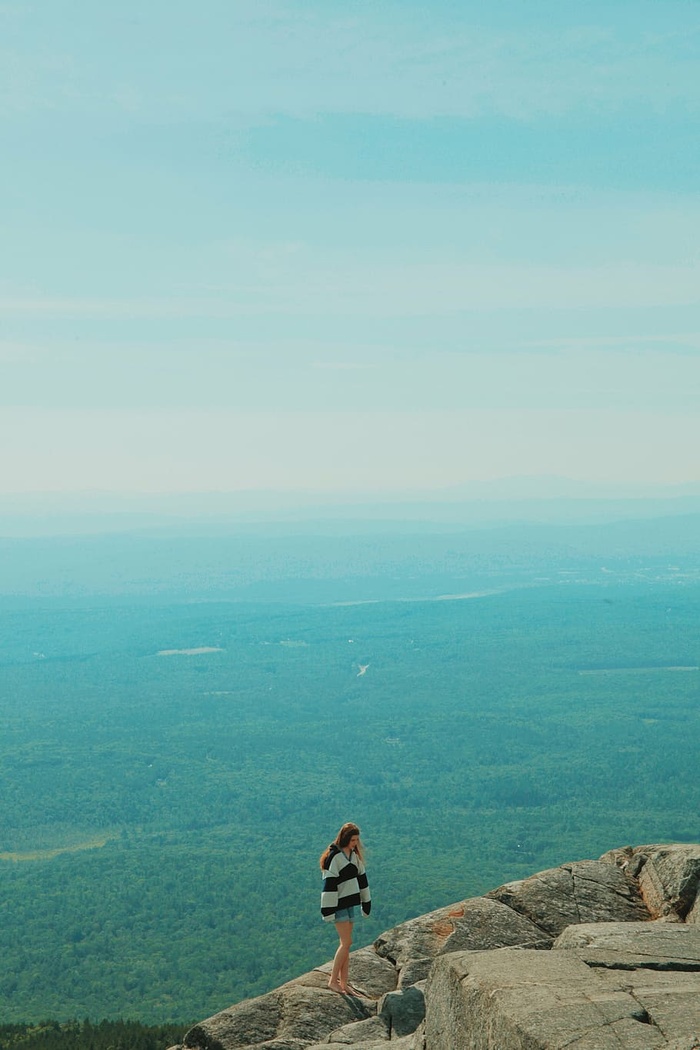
[1, 0, 699, 500]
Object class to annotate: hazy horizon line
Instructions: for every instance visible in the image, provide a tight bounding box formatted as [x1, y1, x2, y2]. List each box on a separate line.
[2, 475, 700, 508]
[1, 477, 700, 539]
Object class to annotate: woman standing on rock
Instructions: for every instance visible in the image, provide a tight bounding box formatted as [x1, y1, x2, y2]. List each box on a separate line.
[320, 822, 372, 993]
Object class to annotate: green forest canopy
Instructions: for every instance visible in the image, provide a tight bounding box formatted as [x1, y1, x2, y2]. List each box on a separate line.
[0, 573, 698, 1023]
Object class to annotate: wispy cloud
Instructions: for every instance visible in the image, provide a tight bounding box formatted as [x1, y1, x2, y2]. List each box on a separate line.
[311, 362, 378, 371]
[0, 297, 188, 317]
[2, 259, 699, 319]
[1, 4, 698, 121]
[207, 9, 700, 121]
[0, 341, 43, 362]
[523, 333, 700, 355]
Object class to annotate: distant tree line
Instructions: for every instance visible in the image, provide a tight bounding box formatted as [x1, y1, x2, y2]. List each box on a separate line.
[0, 1020, 189, 1050]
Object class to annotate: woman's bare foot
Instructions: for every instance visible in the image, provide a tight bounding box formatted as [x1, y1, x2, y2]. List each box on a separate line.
[327, 980, 344, 993]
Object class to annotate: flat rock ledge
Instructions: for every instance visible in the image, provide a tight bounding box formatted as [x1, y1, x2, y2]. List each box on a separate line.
[172, 844, 700, 1050]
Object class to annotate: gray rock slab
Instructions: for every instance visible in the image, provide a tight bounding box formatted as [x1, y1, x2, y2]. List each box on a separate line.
[278, 987, 373, 1042]
[436, 895, 552, 954]
[397, 958, 432, 988]
[423, 949, 654, 1045]
[327, 1015, 390, 1043]
[554, 921, 700, 964]
[600, 844, 700, 921]
[486, 858, 648, 937]
[374, 894, 551, 972]
[599, 844, 646, 869]
[306, 1038, 416, 1050]
[424, 948, 691, 1049]
[306, 947, 397, 999]
[373, 902, 473, 967]
[591, 968, 700, 1048]
[639, 846, 700, 921]
[378, 984, 426, 1038]
[184, 991, 283, 1050]
[184, 986, 373, 1050]
[243, 1041, 310, 1050]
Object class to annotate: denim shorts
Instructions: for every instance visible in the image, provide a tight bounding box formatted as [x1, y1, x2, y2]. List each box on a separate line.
[334, 906, 356, 923]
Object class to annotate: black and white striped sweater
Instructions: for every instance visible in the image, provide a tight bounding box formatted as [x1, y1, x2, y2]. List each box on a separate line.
[320, 844, 371, 921]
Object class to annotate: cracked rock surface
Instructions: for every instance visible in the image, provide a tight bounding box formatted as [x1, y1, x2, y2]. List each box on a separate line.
[485, 858, 648, 937]
[172, 844, 700, 1050]
[425, 942, 700, 1049]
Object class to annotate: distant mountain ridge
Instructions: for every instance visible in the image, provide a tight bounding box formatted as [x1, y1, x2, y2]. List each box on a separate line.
[2, 478, 700, 537]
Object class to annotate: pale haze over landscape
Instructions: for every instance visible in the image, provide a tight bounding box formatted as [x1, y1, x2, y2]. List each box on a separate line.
[1, 0, 699, 520]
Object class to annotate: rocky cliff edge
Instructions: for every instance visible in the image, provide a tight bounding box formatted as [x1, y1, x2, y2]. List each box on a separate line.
[171, 843, 700, 1050]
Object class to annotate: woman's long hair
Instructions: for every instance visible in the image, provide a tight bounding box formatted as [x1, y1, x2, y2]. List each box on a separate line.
[319, 822, 363, 869]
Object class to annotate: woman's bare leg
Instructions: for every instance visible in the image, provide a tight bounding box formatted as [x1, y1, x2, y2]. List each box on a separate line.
[340, 944, 357, 994]
[328, 921, 353, 992]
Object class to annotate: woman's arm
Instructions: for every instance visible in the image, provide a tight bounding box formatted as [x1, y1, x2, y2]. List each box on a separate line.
[357, 858, 371, 915]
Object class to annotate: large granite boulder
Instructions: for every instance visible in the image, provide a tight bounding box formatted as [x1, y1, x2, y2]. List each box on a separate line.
[554, 920, 700, 960]
[176, 844, 700, 1050]
[424, 932, 700, 1049]
[183, 984, 375, 1050]
[485, 858, 648, 937]
[373, 895, 551, 987]
[602, 845, 700, 922]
